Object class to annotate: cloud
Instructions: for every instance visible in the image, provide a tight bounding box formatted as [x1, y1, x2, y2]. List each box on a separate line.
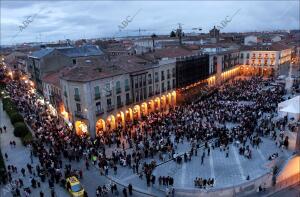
[1, 1, 299, 45]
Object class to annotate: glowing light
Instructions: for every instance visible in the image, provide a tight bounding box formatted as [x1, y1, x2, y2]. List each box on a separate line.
[117, 114, 120, 117]
[25, 80, 28, 84]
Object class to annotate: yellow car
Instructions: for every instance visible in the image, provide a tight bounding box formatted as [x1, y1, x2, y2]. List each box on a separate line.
[66, 176, 85, 197]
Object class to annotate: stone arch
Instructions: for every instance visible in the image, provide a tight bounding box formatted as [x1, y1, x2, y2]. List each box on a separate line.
[96, 119, 106, 136]
[133, 105, 141, 120]
[116, 111, 125, 128]
[106, 115, 116, 130]
[75, 120, 88, 136]
[125, 108, 133, 122]
[160, 95, 166, 109]
[148, 100, 154, 113]
[141, 102, 148, 116]
[154, 97, 161, 111]
[171, 91, 176, 105]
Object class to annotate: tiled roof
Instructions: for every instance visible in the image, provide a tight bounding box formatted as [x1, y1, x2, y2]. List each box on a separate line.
[28, 45, 103, 59]
[29, 48, 54, 59]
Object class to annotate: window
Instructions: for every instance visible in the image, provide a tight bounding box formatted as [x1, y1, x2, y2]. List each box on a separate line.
[148, 86, 153, 96]
[94, 86, 100, 99]
[139, 76, 142, 87]
[143, 87, 147, 99]
[161, 71, 165, 81]
[107, 98, 111, 107]
[134, 78, 138, 89]
[125, 79, 130, 91]
[116, 81, 121, 94]
[148, 73, 152, 84]
[117, 95, 122, 107]
[139, 89, 143, 100]
[161, 82, 165, 92]
[155, 84, 159, 94]
[135, 91, 139, 102]
[240, 53, 244, 59]
[72, 59, 76, 65]
[74, 88, 80, 101]
[167, 69, 170, 79]
[172, 79, 176, 89]
[167, 81, 171, 90]
[143, 75, 146, 86]
[74, 88, 79, 96]
[96, 102, 101, 111]
[155, 72, 159, 82]
[126, 93, 130, 104]
[105, 83, 111, 96]
[172, 68, 176, 77]
[76, 103, 81, 112]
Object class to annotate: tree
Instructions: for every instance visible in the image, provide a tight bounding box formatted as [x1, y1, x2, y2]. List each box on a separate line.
[13, 122, 29, 138]
[10, 112, 24, 125]
[170, 31, 176, 37]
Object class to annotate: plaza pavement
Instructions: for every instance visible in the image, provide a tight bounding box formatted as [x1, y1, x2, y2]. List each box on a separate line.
[0, 101, 157, 197]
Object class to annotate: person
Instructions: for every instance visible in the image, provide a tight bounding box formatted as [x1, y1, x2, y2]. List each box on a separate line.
[123, 188, 128, 197]
[40, 191, 44, 197]
[4, 153, 8, 161]
[84, 191, 88, 197]
[3, 125, 6, 132]
[128, 184, 133, 196]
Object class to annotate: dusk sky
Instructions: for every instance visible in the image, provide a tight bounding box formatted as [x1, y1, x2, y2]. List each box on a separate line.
[1, 1, 299, 45]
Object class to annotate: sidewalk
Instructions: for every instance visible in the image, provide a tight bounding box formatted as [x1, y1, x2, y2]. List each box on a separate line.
[0, 100, 68, 197]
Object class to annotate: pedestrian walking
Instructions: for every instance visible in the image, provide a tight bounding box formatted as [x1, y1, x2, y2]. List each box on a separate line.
[123, 188, 128, 197]
[128, 184, 133, 196]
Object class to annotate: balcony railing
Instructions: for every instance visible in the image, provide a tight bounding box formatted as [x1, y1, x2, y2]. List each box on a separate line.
[117, 102, 124, 108]
[106, 105, 115, 112]
[105, 90, 112, 97]
[94, 93, 101, 100]
[126, 99, 132, 105]
[116, 88, 121, 94]
[95, 108, 104, 116]
[74, 111, 85, 119]
[74, 95, 80, 101]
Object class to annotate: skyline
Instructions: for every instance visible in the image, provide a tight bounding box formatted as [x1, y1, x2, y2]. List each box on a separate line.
[1, 1, 300, 45]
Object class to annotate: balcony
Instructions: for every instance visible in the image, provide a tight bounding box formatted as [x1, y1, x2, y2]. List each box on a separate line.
[126, 99, 132, 105]
[155, 90, 160, 95]
[95, 108, 104, 116]
[94, 93, 101, 100]
[106, 105, 115, 112]
[105, 90, 112, 97]
[74, 111, 85, 119]
[148, 79, 152, 84]
[148, 92, 153, 97]
[116, 88, 121, 94]
[74, 95, 80, 101]
[125, 86, 130, 92]
[117, 102, 124, 108]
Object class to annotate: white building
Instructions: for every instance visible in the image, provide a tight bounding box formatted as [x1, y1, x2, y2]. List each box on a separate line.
[239, 43, 292, 75]
[60, 55, 176, 137]
[244, 35, 258, 45]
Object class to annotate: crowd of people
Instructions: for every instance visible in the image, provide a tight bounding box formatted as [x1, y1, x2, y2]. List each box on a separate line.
[194, 177, 214, 188]
[0, 64, 291, 196]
